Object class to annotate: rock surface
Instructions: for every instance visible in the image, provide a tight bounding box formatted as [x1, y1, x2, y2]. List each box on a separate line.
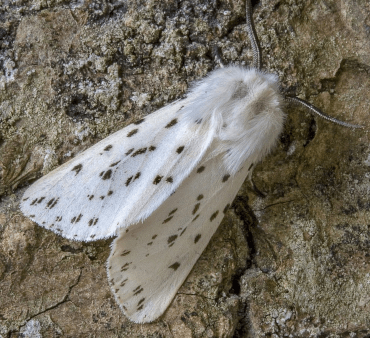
[0, 0, 369, 337]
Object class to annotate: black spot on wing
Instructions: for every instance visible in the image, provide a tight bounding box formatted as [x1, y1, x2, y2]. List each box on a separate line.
[55, 216, 62, 222]
[88, 217, 99, 226]
[153, 175, 163, 184]
[29, 214, 35, 217]
[37, 197, 45, 204]
[46, 198, 55, 207]
[23, 197, 29, 201]
[88, 195, 94, 200]
[168, 208, 177, 216]
[46, 197, 59, 209]
[176, 146, 184, 154]
[121, 250, 131, 256]
[147, 242, 153, 246]
[194, 234, 201, 243]
[134, 172, 141, 180]
[165, 119, 178, 128]
[133, 285, 144, 295]
[162, 216, 173, 224]
[71, 214, 83, 223]
[30, 198, 38, 206]
[168, 235, 178, 245]
[110, 160, 121, 167]
[121, 262, 132, 271]
[107, 190, 113, 196]
[101, 169, 112, 180]
[195, 118, 202, 124]
[125, 148, 134, 156]
[152, 234, 157, 239]
[180, 228, 187, 236]
[126, 176, 133, 186]
[134, 118, 145, 125]
[169, 262, 180, 270]
[132, 147, 147, 157]
[72, 164, 82, 175]
[192, 203, 200, 215]
[197, 194, 204, 201]
[197, 166, 205, 173]
[166, 176, 173, 183]
[210, 210, 219, 222]
[222, 174, 230, 182]
[127, 129, 139, 137]
[120, 278, 128, 287]
[100, 196, 105, 200]
[134, 289, 144, 297]
[192, 214, 200, 222]
[104, 145, 113, 151]
[149, 145, 156, 151]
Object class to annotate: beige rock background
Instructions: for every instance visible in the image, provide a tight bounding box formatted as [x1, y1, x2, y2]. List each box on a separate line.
[0, 0, 369, 336]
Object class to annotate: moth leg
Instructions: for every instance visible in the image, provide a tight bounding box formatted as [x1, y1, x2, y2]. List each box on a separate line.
[248, 177, 266, 198]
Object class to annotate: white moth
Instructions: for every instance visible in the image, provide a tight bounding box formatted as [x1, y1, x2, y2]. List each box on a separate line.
[20, 0, 361, 323]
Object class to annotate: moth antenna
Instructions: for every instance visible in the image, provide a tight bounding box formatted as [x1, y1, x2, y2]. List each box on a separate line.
[285, 96, 364, 129]
[246, 0, 262, 70]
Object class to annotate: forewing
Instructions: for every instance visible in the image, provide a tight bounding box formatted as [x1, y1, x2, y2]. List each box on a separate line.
[21, 100, 215, 241]
[107, 153, 252, 323]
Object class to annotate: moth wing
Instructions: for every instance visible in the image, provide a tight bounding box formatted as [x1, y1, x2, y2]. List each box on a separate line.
[21, 100, 216, 241]
[107, 153, 252, 323]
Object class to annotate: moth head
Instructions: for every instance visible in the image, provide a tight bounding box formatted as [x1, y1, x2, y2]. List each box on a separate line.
[220, 68, 284, 131]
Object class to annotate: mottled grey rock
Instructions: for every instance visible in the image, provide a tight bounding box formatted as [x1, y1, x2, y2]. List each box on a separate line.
[0, 0, 369, 337]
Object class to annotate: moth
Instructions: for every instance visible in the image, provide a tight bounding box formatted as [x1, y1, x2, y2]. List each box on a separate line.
[20, 0, 362, 323]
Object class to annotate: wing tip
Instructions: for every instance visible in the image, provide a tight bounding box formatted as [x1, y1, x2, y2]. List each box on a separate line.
[20, 193, 119, 242]
[106, 256, 167, 324]
[20, 207, 116, 243]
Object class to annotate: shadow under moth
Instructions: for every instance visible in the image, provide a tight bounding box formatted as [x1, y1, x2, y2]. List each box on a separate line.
[20, 0, 362, 323]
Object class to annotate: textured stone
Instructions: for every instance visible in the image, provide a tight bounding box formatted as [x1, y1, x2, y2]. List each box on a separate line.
[0, 0, 369, 337]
